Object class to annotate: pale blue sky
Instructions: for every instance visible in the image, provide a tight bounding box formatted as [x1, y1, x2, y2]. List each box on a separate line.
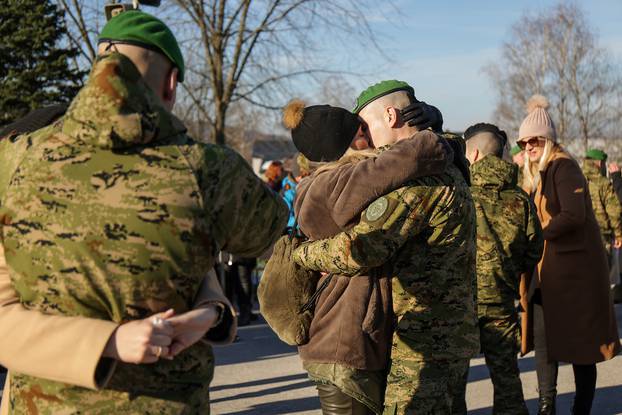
[332, 0, 622, 132]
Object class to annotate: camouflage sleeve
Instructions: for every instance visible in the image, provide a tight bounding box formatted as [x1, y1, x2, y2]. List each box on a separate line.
[210, 146, 288, 257]
[293, 187, 431, 275]
[603, 180, 622, 240]
[522, 198, 544, 273]
[0, 133, 37, 201]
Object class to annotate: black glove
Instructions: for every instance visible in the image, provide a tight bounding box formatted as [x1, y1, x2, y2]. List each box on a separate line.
[400, 101, 443, 132]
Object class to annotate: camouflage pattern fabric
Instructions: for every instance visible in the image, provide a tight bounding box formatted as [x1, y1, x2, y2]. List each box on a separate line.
[457, 155, 542, 415]
[582, 161, 622, 253]
[0, 53, 287, 414]
[382, 359, 468, 415]
[304, 362, 385, 414]
[476, 305, 527, 415]
[294, 162, 479, 414]
[469, 155, 543, 306]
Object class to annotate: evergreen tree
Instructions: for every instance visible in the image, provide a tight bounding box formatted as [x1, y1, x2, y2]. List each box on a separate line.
[0, 0, 86, 126]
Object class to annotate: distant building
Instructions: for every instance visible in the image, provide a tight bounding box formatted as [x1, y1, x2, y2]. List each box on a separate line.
[250, 131, 298, 175]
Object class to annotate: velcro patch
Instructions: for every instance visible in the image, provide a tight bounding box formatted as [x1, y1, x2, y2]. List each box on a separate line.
[366, 197, 388, 221]
[363, 196, 399, 224]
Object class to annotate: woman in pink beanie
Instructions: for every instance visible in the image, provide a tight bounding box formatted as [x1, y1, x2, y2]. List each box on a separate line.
[518, 95, 620, 415]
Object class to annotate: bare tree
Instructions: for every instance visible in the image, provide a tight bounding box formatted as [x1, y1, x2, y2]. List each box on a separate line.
[56, 0, 103, 65]
[316, 74, 357, 109]
[169, 0, 385, 145]
[486, 3, 621, 153]
[56, 1, 388, 147]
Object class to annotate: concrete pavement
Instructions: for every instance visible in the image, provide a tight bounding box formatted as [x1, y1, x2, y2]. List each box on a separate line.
[211, 305, 622, 414]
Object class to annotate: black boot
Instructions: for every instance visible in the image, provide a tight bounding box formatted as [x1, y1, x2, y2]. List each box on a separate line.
[537, 396, 556, 415]
[571, 403, 590, 415]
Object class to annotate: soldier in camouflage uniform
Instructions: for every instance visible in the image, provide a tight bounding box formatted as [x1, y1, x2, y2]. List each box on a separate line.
[0, 11, 287, 415]
[459, 124, 544, 415]
[582, 149, 622, 256]
[294, 80, 479, 415]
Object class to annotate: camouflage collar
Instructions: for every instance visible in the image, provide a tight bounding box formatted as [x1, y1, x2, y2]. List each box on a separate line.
[582, 160, 603, 179]
[62, 53, 186, 150]
[470, 154, 517, 189]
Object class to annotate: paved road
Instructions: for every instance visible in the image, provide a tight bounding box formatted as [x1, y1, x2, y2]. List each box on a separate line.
[211, 305, 622, 414]
[1, 307, 620, 414]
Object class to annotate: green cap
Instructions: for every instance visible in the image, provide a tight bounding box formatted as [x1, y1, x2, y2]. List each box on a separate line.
[585, 148, 607, 161]
[353, 80, 414, 114]
[99, 10, 185, 82]
[510, 145, 522, 156]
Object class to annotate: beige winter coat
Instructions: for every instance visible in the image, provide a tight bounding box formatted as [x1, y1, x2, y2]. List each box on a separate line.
[0, 243, 235, 415]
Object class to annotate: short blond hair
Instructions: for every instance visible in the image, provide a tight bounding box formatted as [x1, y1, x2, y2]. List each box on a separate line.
[359, 90, 411, 123]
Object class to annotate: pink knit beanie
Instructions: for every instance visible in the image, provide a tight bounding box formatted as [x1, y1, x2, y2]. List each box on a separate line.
[518, 95, 556, 142]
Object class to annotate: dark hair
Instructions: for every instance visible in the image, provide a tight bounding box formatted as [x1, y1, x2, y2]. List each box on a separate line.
[464, 123, 507, 145]
[464, 122, 507, 157]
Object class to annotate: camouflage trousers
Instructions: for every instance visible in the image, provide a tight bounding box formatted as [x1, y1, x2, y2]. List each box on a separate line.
[383, 358, 469, 415]
[453, 305, 527, 415]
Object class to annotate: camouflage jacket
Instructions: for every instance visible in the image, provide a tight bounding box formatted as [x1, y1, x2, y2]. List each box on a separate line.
[470, 155, 543, 307]
[294, 163, 479, 362]
[0, 53, 287, 414]
[582, 161, 622, 246]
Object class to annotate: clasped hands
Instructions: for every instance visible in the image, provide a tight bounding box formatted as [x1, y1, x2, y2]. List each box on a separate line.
[103, 305, 221, 364]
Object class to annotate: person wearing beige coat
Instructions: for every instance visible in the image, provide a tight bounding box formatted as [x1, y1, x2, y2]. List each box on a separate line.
[0, 242, 237, 415]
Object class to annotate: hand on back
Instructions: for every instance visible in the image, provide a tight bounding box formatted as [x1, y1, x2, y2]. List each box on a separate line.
[103, 306, 221, 364]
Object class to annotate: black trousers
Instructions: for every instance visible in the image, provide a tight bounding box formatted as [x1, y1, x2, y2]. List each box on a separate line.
[533, 302, 597, 414]
[316, 383, 375, 415]
[225, 263, 254, 315]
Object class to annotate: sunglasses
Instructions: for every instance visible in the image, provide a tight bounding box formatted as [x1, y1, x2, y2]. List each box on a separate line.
[518, 137, 544, 149]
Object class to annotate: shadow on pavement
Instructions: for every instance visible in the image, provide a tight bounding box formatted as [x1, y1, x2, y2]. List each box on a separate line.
[468, 384, 622, 415]
[214, 321, 298, 366]
[211, 379, 315, 404]
[217, 396, 321, 415]
[211, 373, 309, 392]
[467, 356, 572, 383]
[466, 356, 538, 383]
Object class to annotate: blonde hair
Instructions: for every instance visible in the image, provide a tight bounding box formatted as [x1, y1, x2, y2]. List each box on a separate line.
[522, 138, 559, 192]
[314, 148, 378, 176]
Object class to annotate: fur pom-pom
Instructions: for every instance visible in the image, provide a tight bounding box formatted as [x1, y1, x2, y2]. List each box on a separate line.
[282, 99, 306, 130]
[526, 94, 549, 113]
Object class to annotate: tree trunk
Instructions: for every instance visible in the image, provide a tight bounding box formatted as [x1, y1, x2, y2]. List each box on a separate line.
[213, 105, 227, 145]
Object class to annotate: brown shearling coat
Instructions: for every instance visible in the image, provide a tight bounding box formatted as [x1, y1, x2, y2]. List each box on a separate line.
[532, 150, 620, 364]
[295, 130, 451, 370]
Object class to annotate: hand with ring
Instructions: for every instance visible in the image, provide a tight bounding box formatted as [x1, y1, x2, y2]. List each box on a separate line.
[103, 309, 175, 364]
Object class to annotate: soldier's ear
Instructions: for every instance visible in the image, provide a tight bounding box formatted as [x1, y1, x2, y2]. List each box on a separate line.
[162, 67, 178, 111]
[387, 107, 401, 128]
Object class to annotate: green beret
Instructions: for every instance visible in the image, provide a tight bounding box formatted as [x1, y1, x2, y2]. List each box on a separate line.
[353, 80, 414, 114]
[585, 148, 607, 161]
[510, 145, 522, 156]
[99, 10, 185, 82]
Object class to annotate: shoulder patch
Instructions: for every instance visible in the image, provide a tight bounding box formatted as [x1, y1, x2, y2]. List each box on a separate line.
[365, 197, 389, 222]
